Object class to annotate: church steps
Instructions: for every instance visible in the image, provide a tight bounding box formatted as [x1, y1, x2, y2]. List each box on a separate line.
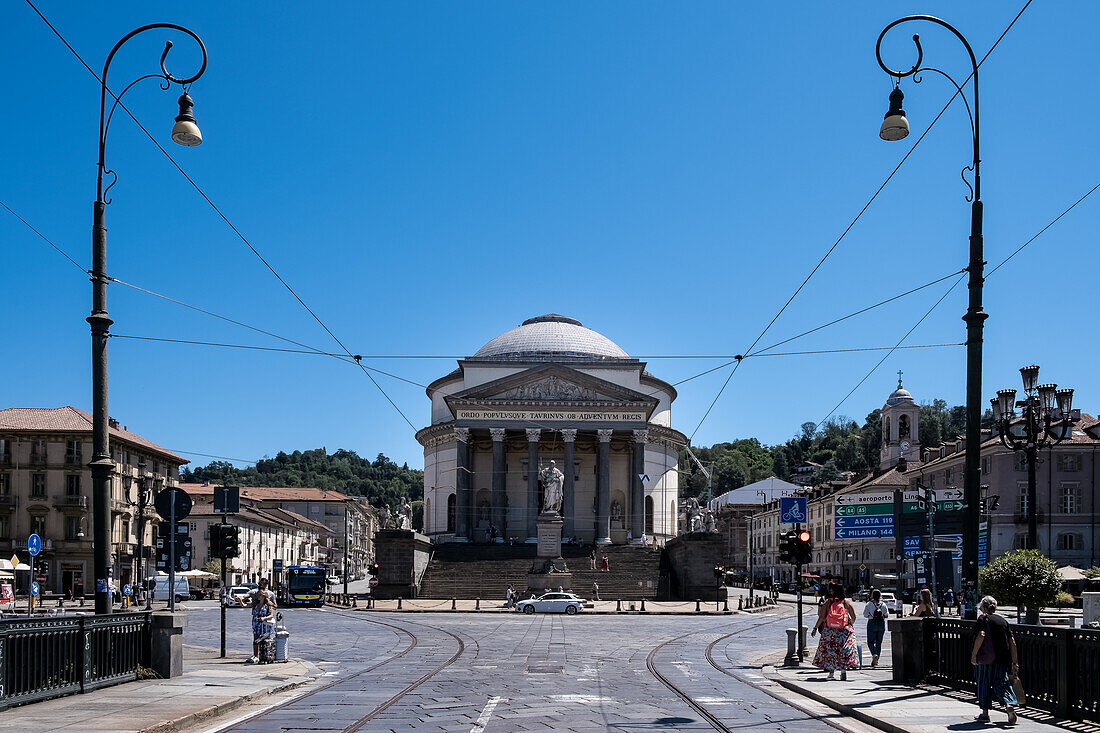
[418, 543, 662, 600]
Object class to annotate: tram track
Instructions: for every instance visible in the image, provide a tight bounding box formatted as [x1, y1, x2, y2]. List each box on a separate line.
[216, 608, 466, 733]
[646, 610, 858, 733]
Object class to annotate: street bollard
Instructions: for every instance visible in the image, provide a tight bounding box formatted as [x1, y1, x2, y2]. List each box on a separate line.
[738, 596, 743, 610]
[352, 595, 358, 608]
[397, 597, 403, 610]
[723, 599, 729, 613]
[640, 599, 646, 612]
[452, 598, 457, 610]
[695, 599, 701, 613]
[784, 628, 800, 667]
[616, 599, 622, 612]
[475, 597, 480, 611]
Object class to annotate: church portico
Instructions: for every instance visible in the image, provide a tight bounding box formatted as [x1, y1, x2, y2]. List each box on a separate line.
[417, 315, 684, 547]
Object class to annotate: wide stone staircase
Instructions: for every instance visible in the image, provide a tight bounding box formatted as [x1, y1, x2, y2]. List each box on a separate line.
[418, 543, 662, 601]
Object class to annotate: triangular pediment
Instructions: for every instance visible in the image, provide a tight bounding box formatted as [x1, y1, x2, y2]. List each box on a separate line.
[447, 364, 656, 407]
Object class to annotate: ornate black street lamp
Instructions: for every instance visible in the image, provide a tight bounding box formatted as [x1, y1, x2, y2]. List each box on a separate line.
[129, 459, 156, 610]
[875, 15, 985, 618]
[89, 25, 207, 614]
[991, 366, 1074, 621]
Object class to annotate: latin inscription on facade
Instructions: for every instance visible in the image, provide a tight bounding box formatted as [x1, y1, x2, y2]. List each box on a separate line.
[455, 409, 646, 422]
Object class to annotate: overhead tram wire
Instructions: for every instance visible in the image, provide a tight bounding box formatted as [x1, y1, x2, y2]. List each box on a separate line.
[813, 273, 966, 430]
[110, 334, 429, 389]
[169, 450, 260, 464]
[0, 199, 87, 274]
[686, 2, 1032, 440]
[26, 0, 418, 432]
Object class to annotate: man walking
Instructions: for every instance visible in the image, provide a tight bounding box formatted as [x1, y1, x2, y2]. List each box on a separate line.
[592, 581, 600, 601]
[238, 578, 277, 663]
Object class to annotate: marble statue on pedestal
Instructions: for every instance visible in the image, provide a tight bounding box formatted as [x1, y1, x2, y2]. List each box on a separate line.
[539, 461, 565, 514]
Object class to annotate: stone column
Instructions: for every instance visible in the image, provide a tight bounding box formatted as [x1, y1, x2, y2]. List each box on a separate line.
[596, 429, 613, 545]
[561, 429, 577, 539]
[454, 428, 470, 542]
[490, 428, 507, 544]
[632, 429, 648, 542]
[526, 429, 541, 543]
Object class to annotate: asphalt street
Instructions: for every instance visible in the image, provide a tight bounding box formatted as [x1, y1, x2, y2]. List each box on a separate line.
[181, 602, 867, 732]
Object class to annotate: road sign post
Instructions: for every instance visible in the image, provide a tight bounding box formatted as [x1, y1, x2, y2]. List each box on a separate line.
[155, 488, 192, 613]
[27, 533, 41, 617]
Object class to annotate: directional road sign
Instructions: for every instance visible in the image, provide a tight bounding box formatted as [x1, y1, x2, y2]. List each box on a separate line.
[904, 533, 963, 559]
[835, 504, 893, 516]
[904, 500, 964, 513]
[27, 534, 41, 557]
[835, 526, 894, 539]
[834, 515, 894, 528]
[779, 497, 807, 524]
[834, 490, 920, 506]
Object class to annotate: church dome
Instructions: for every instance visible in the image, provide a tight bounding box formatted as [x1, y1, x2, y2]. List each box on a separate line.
[472, 314, 630, 361]
[886, 387, 914, 406]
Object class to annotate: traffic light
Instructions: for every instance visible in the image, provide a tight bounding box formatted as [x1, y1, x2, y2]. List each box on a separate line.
[223, 525, 241, 558]
[793, 529, 813, 566]
[713, 564, 725, 579]
[778, 530, 797, 564]
[368, 562, 379, 576]
[211, 524, 241, 559]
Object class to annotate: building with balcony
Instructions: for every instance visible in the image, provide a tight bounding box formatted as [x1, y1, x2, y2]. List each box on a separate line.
[180, 484, 377, 580]
[0, 406, 187, 596]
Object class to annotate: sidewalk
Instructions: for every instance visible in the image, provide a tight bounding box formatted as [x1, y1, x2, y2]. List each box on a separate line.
[769, 665, 1098, 733]
[333, 597, 750, 614]
[0, 645, 320, 733]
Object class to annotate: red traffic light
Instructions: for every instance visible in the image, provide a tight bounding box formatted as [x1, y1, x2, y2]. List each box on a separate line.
[797, 530, 811, 543]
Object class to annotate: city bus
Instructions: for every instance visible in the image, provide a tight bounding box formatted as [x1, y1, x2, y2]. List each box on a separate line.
[280, 565, 326, 607]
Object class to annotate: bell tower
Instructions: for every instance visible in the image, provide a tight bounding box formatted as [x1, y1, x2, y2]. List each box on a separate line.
[879, 371, 921, 471]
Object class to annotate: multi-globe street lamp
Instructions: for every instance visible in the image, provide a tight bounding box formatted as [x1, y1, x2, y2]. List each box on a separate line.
[875, 15, 985, 618]
[991, 365, 1074, 563]
[89, 25, 207, 614]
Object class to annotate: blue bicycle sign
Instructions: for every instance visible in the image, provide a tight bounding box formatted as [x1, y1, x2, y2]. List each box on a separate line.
[779, 497, 807, 524]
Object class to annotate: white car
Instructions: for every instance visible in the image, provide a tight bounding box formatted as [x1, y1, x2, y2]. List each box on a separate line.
[515, 592, 585, 615]
[879, 592, 900, 613]
[224, 585, 253, 607]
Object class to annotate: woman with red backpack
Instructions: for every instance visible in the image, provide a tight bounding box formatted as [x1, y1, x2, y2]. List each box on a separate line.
[811, 582, 859, 680]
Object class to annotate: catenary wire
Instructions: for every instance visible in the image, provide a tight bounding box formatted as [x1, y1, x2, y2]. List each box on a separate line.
[813, 273, 966, 429]
[687, 1, 1031, 439]
[169, 450, 259, 464]
[986, 181, 1100, 277]
[26, 0, 417, 432]
[0, 199, 87, 274]
[109, 334, 429, 388]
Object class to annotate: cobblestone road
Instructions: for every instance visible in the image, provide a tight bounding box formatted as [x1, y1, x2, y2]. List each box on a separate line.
[183, 604, 857, 732]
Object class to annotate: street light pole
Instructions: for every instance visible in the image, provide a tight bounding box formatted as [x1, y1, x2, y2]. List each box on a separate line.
[876, 15, 984, 618]
[88, 25, 207, 614]
[991, 366, 1074, 623]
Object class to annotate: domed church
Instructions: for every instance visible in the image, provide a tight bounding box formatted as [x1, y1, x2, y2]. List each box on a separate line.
[416, 315, 685, 545]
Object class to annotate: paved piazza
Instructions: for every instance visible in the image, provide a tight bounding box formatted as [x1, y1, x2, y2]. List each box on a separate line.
[181, 602, 858, 732]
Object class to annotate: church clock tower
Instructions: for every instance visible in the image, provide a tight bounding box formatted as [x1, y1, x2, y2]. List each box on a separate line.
[879, 372, 921, 471]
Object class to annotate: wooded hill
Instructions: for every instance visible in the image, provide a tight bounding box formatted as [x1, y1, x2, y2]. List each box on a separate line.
[180, 448, 423, 510]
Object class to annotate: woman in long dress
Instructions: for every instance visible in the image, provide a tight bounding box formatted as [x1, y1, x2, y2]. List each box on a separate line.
[811, 582, 859, 680]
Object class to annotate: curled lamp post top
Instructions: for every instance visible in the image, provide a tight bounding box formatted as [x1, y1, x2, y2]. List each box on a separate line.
[97, 23, 207, 199]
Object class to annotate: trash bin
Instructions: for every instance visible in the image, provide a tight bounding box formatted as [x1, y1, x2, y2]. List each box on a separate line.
[275, 612, 289, 662]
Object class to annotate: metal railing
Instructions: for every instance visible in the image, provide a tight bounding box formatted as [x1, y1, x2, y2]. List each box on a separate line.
[927, 617, 1100, 722]
[0, 612, 150, 710]
[54, 494, 88, 510]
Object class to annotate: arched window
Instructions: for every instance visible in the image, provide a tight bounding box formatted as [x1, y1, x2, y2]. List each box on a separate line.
[898, 414, 910, 439]
[644, 496, 654, 534]
[1057, 533, 1081, 551]
[446, 493, 456, 533]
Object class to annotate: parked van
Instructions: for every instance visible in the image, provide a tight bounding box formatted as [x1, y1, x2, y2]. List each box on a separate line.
[151, 576, 191, 602]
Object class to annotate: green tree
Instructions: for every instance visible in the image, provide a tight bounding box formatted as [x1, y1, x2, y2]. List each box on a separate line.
[410, 500, 424, 532]
[978, 549, 1061, 623]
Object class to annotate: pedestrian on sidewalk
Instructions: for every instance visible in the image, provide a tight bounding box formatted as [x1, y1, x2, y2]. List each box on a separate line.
[811, 582, 859, 681]
[505, 584, 515, 609]
[238, 578, 277, 664]
[862, 589, 889, 668]
[590, 548, 597, 570]
[971, 595, 1019, 726]
[592, 581, 599, 601]
[911, 588, 936, 618]
[601, 555, 609, 572]
[945, 588, 955, 615]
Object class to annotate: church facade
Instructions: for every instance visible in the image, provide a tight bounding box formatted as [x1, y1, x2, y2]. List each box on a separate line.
[416, 315, 685, 545]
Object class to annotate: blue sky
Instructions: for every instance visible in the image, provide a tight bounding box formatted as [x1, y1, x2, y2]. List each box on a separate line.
[3, 1, 1097, 469]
